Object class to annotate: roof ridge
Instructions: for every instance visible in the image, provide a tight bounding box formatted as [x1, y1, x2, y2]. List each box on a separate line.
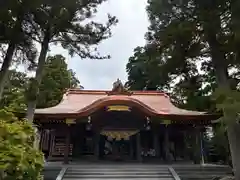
[66, 88, 168, 96]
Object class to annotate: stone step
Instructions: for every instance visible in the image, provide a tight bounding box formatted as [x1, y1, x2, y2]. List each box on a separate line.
[67, 166, 169, 168]
[177, 174, 229, 179]
[63, 178, 174, 180]
[67, 169, 169, 172]
[64, 174, 173, 178]
[67, 166, 169, 169]
[176, 171, 230, 175]
[178, 174, 227, 180]
[65, 171, 171, 175]
[173, 166, 232, 180]
[173, 166, 231, 170]
[174, 168, 231, 171]
[66, 165, 167, 167]
[62, 166, 174, 180]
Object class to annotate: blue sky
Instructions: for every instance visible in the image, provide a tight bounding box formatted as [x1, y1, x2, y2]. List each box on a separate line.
[49, 0, 149, 90]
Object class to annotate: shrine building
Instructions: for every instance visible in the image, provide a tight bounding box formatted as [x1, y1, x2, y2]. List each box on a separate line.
[34, 80, 220, 164]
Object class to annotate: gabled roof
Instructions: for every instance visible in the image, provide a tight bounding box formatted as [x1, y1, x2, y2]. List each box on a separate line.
[35, 89, 218, 120]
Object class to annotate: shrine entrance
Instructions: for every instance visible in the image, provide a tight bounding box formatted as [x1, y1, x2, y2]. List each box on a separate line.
[87, 105, 148, 162]
[99, 129, 138, 161]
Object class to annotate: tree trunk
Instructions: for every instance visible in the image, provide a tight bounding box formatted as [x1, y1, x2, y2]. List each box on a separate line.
[0, 41, 16, 100]
[211, 54, 240, 179]
[26, 35, 50, 122]
[227, 124, 240, 178]
[207, 31, 240, 179]
[0, 16, 23, 101]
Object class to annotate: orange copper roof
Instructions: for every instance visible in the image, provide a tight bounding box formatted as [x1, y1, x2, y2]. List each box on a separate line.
[35, 89, 215, 118]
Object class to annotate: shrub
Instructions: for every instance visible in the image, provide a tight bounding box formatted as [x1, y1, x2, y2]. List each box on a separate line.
[0, 109, 44, 180]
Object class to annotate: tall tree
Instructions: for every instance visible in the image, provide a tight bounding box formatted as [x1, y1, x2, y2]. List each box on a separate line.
[36, 54, 80, 108]
[127, 0, 240, 177]
[0, 0, 38, 100]
[25, 0, 117, 122]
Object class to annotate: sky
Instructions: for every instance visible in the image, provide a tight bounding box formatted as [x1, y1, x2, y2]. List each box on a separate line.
[49, 0, 149, 90]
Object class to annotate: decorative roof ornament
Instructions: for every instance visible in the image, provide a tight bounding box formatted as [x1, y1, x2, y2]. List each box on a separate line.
[106, 78, 133, 96]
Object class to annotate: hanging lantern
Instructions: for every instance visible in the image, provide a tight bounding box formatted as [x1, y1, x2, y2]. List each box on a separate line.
[146, 116, 150, 122]
[145, 117, 151, 130]
[88, 116, 91, 123]
[86, 116, 92, 130]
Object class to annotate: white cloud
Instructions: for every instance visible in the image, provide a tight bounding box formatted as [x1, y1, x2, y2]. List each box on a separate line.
[50, 0, 149, 90]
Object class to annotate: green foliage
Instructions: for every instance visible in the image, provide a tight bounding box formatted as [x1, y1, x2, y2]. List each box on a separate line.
[126, 46, 168, 91]
[0, 0, 38, 64]
[30, 0, 118, 60]
[37, 55, 80, 108]
[0, 109, 44, 180]
[211, 124, 230, 163]
[126, 0, 240, 112]
[126, 0, 217, 111]
[0, 54, 81, 111]
[213, 88, 240, 124]
[126, 44, 216, 111]
[0, 70, 28, 112]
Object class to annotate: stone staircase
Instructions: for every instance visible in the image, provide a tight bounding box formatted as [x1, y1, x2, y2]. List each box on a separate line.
[173, 164, 232, 180]
[61, 164, 176, 180]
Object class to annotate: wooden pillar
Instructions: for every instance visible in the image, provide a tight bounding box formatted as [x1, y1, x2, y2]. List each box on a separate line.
[182, 130, 188, 160]
[164, 126, 170, 162]
[136, 132, 142, 162]
[200, 128, 205, 164]
[48, 129, 55, 160]
[193, 126, 201, 164]
[130, 136, 134, 160]
[64, 125, 71, 164]
[94, 131, 100, 160]
[153, 128, 160, 158]
[39, 128, 43, 150]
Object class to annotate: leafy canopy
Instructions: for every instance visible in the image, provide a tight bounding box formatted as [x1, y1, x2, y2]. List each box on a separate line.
[126, 0, 240, 113]
[0, 55, 81, 111]
[0, 109, 44, 180]
[37, 54, 80, 108]
[29, 0, 118, 59]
